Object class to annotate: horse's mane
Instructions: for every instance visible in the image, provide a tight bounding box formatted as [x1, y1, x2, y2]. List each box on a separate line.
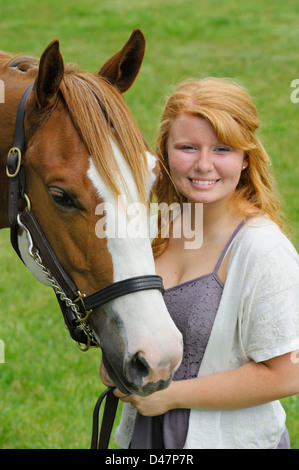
[4, 54, 149, 204]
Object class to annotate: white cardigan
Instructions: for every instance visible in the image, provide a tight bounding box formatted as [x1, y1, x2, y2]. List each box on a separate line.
[115, 217, 299, 449]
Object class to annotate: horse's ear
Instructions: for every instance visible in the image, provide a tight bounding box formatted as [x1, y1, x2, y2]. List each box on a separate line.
[97, 29, 145, 93]
[35, 40, 64, 109]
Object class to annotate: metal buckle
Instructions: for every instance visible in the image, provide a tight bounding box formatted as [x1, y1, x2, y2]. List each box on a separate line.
[74, 291, 93, 322]
[6, 147, 22, 178]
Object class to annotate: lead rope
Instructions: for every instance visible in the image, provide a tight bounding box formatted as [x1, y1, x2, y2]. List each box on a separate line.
[91, 387, 119, 449]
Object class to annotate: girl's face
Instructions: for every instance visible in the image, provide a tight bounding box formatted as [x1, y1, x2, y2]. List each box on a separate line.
[167, 113, 247, 207]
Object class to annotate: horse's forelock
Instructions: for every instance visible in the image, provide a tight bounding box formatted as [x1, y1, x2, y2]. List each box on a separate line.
[60, 70, 149, 205]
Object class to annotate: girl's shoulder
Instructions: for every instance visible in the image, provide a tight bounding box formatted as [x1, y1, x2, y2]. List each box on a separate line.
[228, 216, 298, 282]
[235, 215, 297, 258]
[226, 216, 298, 314]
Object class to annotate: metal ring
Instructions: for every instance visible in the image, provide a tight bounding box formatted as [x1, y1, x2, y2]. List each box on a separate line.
[76, 336, 91, 352]
[6, 148, 22, 178]
[23, 193, 31, 211]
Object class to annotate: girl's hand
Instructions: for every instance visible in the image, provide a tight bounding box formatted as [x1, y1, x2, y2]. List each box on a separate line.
[100, 359, 178, 416]
[113, 384, 176, 417]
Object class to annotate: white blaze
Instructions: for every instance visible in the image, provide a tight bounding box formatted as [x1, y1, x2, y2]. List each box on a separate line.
[87, 140, 157, 282]
[87, 141, 182, 365]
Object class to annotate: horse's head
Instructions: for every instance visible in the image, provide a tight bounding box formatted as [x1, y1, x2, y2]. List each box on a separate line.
[14, 31, 182, 396]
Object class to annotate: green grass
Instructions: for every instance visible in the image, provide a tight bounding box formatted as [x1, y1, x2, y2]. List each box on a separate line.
[0, 0, 298, 449]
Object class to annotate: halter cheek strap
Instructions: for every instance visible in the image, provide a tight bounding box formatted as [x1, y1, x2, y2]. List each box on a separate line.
[7, 83, 34, 258]
[6, 83, 165, 351]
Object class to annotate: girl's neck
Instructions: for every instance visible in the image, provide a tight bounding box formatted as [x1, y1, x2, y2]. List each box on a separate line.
[188, 197, 242, 239]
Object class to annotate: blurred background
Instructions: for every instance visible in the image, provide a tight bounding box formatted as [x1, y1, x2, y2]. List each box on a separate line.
[0, 0, 298, 448]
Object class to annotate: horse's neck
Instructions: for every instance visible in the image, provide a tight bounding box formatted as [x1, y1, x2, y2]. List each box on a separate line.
[0, 75, 30, 229]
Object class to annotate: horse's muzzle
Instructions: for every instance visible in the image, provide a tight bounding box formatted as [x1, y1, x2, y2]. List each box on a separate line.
[123, 347, 182, 391]
[101, 331, 183, 396]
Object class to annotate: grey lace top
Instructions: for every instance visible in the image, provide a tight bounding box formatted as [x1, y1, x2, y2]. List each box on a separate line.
[130, 221, 246, 449]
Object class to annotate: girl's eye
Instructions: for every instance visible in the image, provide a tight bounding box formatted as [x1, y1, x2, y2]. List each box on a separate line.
[213, 146, 231, 154]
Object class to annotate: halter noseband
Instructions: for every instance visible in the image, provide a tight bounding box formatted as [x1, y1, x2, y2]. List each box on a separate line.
[6, 83, 164, 351]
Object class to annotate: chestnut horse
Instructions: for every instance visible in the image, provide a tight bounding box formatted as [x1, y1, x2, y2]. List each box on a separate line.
[0, 30, 182, 396]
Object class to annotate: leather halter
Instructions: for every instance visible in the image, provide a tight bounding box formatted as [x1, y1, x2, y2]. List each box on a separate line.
[7, 83, 165, 351]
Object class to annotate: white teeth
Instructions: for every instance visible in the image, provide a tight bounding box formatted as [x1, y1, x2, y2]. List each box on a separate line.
[192, 179, 217, 185]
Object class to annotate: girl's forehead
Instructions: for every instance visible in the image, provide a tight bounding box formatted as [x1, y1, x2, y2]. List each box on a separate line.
[169, 114, 219, 141]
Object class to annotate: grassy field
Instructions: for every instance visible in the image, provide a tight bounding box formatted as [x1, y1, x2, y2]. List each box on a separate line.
[0, 0, 298, 449]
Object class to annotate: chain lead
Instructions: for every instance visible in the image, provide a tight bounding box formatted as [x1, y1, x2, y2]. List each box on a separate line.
[31, 248, 99, 349]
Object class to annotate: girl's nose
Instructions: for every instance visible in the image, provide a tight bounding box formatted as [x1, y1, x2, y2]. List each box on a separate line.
[194, 148, 214, 173]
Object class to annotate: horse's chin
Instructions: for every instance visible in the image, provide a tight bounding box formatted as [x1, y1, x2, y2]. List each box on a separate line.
[102, 351, 172, 397]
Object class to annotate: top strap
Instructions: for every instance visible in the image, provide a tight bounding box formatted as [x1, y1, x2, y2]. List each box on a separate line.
[213, 219, 247, 273]
[13, 82, 34, 151]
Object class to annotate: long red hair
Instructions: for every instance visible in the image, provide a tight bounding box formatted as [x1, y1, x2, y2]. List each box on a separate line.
[152, 78, 287, 257]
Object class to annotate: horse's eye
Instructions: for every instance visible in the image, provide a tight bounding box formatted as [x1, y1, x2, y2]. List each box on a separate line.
[49, 187, 78, 209]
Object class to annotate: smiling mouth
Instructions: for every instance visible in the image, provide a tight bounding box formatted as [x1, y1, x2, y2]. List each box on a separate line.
[189, 178, 220, 186]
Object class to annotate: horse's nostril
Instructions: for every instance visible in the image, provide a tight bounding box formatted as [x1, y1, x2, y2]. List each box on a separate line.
[125, 352, 150, 384]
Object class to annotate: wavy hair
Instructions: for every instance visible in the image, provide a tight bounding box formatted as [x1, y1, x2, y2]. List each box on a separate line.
[152, 77, 286, 257]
